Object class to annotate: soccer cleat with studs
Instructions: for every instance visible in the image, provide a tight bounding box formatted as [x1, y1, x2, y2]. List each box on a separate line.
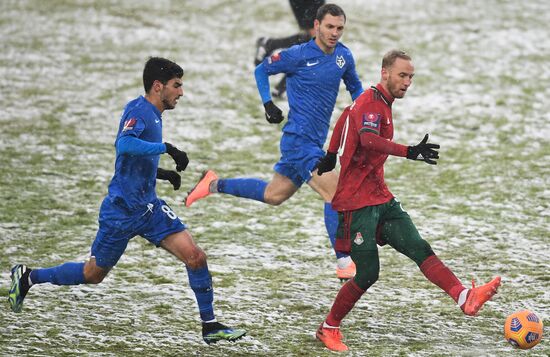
[462, 276, 501, 316]
[185, 170, 218, 208]
[336, 261, 356, 282]
[8, 264, 32, 313]
[316, 323, 348, 352]
[202, 321, 246, 344]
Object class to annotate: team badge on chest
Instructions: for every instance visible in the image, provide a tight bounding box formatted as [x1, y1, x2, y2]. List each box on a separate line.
[354, 232, 364, 245]
[336, 55, 345, 68]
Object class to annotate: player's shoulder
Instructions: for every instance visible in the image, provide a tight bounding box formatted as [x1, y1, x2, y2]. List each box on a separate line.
[335, 42, 354, 57]
[287, 40, 316, 60]
[122, 97, 153, 122]
[352, 88, 384, 110]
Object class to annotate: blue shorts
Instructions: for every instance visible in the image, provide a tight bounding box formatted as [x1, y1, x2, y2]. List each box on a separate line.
[91, 197, 186, 268]
[274, 133, 325, 187]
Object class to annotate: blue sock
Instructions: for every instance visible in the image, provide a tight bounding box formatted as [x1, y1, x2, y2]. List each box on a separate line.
[217, 178, 267, 202]
[30, 262, 86, 285]
[324, 202, 348, 259]
[186, 265, 215, 322]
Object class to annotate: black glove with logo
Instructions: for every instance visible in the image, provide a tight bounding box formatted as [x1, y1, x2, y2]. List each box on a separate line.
[164, 142, 189, 172]
[264, 100, 284, 124]
[315, 152, 337, 175]
[156, 167, 181, 190]
[406, 134, 440, 165]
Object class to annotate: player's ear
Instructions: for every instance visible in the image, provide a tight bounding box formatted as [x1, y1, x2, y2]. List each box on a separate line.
[314, 19, 320, 33]
[381, 67, 389, 81]
[152, 80, 164, 94]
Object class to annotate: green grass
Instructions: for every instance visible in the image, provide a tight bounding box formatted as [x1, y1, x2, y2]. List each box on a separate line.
[1, 0, 549, 356]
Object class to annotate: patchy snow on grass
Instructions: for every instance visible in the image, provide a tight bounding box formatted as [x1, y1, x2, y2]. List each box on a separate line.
[0, 0, 548, 356]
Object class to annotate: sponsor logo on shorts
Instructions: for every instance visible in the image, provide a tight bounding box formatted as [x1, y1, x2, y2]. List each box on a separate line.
[354, 232, 364, 245]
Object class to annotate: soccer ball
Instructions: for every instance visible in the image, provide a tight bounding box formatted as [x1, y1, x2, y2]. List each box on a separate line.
[504, 310, 543, 349]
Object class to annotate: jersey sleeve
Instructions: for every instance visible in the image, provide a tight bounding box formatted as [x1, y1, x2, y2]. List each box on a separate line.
[262, 46, 301, 76]
[328, 106, 351, 154]
[119, 115, 146, 138]
[354, 102, 408, 157]
[342, 52, 363, 100]
[116, 135, 165, 156]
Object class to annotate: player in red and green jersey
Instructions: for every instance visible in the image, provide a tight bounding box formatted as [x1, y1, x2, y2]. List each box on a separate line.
[313, 50, 502, 352]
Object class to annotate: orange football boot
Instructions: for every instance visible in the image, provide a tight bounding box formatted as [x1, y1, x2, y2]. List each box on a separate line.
[185, 170, 218, 207]
[462, 276, 501, 316]
[316, 323, 348, 352]
[336, 261, 356, 282]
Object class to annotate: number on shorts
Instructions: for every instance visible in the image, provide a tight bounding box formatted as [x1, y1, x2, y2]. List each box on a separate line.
[161, 205, 177, 220]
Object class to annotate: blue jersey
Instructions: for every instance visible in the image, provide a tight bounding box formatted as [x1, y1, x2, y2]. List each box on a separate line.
[107, 96, 163, 211]
[263, 39, 363, 147]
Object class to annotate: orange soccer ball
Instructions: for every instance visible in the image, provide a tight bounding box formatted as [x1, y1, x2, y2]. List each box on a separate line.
[504, 310, 544, 349]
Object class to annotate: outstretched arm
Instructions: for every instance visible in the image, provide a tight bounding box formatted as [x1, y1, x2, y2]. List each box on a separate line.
[360, 132, 440, 164]
[359, 131, 408, 157]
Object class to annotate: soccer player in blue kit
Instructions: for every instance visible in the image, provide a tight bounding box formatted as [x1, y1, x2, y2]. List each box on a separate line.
[8, 57, 246, 344]
[186, 4, 363, 280]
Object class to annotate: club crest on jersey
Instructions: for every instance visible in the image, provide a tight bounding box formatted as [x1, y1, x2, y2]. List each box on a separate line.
[354, 232, 364, 245]
[122, 118, 137, 132]
[268, 53, 281, 64]
[362, 112, 381, 128]
[336, 55, 345, 68]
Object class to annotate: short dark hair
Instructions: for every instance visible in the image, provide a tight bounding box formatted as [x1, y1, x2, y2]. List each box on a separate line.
[316, 3, 346, 23]
[382, 50, 412, 69]
[143, 57, 184, 93]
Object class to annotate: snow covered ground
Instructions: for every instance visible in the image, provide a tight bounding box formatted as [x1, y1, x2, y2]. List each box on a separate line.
[0, 0, 548, 355]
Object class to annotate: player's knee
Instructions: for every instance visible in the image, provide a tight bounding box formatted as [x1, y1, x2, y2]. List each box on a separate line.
[263, 193, 286, 206]
[84, 270, 108, 284]
[83, 260, 110, 284]
[411, 241, 435, 266]
[185, 248, 207, 270]
[354, 265, 379, 291]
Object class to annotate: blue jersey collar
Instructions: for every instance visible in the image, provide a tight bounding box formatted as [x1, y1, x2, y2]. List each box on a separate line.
[308, 38, 342, 56]
[139, 95, 162, 119]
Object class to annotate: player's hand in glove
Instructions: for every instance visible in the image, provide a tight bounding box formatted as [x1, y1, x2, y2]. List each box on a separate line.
[156, 168, 181, 190]
[164, 142, 189, 172]
[264, 100, 284, 124]
[315, 152, 337, 175]
[407, 134, 440, 165]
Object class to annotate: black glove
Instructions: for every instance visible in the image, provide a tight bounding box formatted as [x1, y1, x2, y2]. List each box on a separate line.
[156, 167, 181, 190]
[315, 152, 337, 175]
[264, 100, 284, 124]
[407, 134, 440, 165]
[164, 142, 189, 172]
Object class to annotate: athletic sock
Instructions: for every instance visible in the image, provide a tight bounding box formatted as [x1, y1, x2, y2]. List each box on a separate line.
[457, 288, 469, 308]
[186, 265, 215, 322]
[30, 262, 85, 286]
[326, 279, 366, 327]
[324, 202, 349, 260]
[217, 178, 267, 202]
[419, 254, 465, 303]
[323, 321, 339, 329]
